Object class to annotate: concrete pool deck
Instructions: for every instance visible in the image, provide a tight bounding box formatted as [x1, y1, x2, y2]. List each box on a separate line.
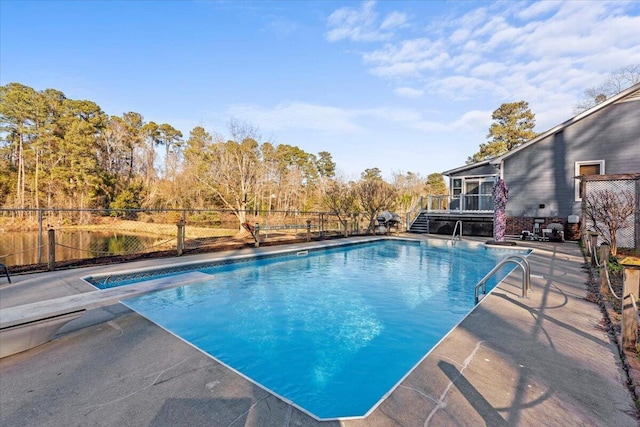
[0, 235, 637, 426]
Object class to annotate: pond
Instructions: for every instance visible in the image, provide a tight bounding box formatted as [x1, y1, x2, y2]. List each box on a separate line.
[0, 230, 173, 267]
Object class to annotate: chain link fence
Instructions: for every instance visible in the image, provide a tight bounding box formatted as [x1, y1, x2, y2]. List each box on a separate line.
[0, 208, 388, 271]
[582, 174, 639, 250]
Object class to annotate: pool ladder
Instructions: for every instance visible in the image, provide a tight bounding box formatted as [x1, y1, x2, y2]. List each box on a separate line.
[474, 255, 531, 303]
[451, 220, 463, 243]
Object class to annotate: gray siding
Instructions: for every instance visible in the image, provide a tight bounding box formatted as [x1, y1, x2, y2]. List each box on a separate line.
[504, 97, 640, 218]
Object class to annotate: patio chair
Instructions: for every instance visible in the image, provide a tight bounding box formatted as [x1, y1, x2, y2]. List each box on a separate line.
[1, 263, 10, 283]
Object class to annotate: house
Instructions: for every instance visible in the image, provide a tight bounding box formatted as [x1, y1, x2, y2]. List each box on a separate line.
[409, 82, 640, 239]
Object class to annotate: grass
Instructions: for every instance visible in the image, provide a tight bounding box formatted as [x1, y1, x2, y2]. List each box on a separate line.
[65, 219, 238, 239]
[0, 215, 238, 238]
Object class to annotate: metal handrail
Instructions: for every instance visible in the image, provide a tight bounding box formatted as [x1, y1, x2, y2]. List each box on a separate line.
[451, 220, 463, 242]
[406, 196, 425, 230]
[474, 254, 531, 303]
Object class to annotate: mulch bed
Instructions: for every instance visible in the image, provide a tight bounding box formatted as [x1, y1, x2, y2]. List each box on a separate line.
[585, 257, 640, 411]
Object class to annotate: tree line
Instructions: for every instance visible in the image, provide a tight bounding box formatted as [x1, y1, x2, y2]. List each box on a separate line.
[0, 82, 447, 228]
[4, 66, 635, 224]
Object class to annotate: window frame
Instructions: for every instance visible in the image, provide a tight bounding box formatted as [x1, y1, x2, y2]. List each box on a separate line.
[574, 160, 605, 201]
[451, 178, 462, 196]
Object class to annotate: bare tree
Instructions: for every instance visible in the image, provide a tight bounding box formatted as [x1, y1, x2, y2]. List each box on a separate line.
[574, 64, 640, 114]
[356, 175, 397, 233]
[392, 171, 426, 213]
[584, 188, 635, 256]
[197, 119, 262, 230]
[322, 179, 357, 235]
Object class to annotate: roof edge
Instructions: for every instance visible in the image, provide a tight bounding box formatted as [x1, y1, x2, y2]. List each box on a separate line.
[489, 82, 640, 164]
[442, 159, 492, 176]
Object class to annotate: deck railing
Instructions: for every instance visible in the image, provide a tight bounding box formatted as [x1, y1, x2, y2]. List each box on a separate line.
[407, 194, 495, 229]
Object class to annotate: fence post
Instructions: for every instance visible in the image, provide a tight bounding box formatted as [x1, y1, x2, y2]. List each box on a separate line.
[319, 213, 324, 239]
[599, 243, 610, 296]
[621, 258, 640, 351]
[47, 228, 56, 271]
[37, 209, 43, 264]
[635, 178, 640, 250]
[176, 221, 185, 256]
[306, 220, 311, 242]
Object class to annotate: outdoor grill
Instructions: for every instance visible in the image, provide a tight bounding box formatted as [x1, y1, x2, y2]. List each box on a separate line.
[377, 211, 401, 234]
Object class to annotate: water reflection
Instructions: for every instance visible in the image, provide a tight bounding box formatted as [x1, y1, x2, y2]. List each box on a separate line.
[0, 231, 172, 266]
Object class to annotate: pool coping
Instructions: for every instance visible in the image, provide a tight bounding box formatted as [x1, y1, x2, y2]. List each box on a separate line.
[1, 235, 637, 426]
[80, 235, 533, 422]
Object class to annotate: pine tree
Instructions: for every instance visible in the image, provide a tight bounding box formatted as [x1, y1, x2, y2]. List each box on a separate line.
[468, 101, 537, 163]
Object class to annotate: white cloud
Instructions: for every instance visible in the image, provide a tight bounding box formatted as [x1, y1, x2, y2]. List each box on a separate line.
[394, 87, 424, 98]
[364, 38, 451, 77]
[325, 0, 407, 42]
[226, 101, 461, 139]
[380, 11, 408, 30]
[471, 62, 507, 78]
[452, 110, 492, 131]
[227, 102, 364, 134]
[327, 0, 640, 128]
[449, 28, 470, 44]
[515, 1, 562, 20]
[427, 76, 503, 100]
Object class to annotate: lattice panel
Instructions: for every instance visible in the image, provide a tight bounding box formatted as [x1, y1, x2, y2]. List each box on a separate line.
[584, 179, 637, 249]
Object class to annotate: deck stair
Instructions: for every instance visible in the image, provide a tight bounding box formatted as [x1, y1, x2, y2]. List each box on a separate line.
[409, 212, 429, 233]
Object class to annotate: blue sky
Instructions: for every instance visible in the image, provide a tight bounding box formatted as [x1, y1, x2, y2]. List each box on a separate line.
[2, 0, 639, 180]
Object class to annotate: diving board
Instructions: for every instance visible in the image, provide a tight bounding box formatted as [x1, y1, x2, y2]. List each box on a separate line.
[0, 271, 211, 358]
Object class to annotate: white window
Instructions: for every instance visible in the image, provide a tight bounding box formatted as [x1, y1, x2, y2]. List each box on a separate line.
[575, 160, 605, 201]
[451, 179, 462, 196]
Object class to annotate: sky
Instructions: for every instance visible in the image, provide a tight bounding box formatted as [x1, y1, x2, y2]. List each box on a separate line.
[1, 0, 639, 180]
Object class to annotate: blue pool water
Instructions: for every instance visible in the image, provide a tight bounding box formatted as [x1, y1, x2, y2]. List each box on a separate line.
[98, 239, 526, 419]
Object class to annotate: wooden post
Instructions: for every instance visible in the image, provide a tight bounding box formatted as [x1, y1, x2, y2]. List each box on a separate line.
[47, 228, 56, 271]
[306, 220, 311, 242]
[37, 209, 43, 264]
[621, 257, 640, 351]
[599, 243, 610, 296]
[254, 223, 260, 248]
[176, 221, 185, 256]
[635, 178, 640, 250]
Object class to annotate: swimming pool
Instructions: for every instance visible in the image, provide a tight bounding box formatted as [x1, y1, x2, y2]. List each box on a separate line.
[86, 238, 529, 420]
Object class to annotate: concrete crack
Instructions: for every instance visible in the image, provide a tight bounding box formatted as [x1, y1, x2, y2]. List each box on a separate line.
[227, 394, 270, 427]
[90, 354, 197, 409]
[399, 385, 439, 404]
[424, 340, 483, 426]
[106, 320, 124, 337]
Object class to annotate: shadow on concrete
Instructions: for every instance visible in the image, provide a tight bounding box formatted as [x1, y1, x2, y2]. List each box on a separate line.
[448, 244, 635, 426]
[438, 361, 508, 427]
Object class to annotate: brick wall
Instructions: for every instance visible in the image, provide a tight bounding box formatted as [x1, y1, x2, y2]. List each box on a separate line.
[506, 217, 581, 240]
